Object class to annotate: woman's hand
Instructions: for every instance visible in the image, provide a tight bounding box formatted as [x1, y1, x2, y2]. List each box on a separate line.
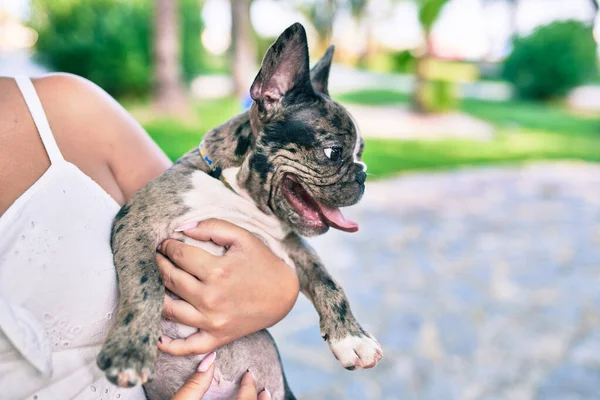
[172, 352, 271, 399]
[156, 219, 300, 355]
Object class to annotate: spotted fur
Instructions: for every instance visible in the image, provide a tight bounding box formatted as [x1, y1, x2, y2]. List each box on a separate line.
[97, 23, 381, 399]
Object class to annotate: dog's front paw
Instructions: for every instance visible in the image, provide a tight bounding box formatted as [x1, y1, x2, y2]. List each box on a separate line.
[327, 332, 383, 370]
[97, 331, 157, 387]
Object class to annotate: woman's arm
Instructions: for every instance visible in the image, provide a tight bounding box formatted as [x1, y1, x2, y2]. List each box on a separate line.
[33, 73, 172, 204]
[11, 75, 298, 396]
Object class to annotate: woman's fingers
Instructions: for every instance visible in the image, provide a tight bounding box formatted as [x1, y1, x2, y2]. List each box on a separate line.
[163, 295, 209, 328]
[181, 218, 247, 249]
[171, 363, 215, 400]
[237, 370, 258, 400]
[171, 364, 271, 400]
[159, 239, 215, 280]
[158, 331, 218, 356]
[258, 389, 272, 400]
[156, 254, 204, 303]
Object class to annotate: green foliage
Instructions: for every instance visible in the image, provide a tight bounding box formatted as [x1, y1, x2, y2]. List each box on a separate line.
[389, 50, 416, 73]
[418, 0, 450, 33]
[503, 20, 598, 100]
[30, 0, 205, 99]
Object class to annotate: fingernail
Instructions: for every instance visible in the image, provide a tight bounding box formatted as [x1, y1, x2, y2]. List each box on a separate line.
[247, 368, 256, 381]
[263, 388, 272, 399]
[175, 221, 197, 232]
[198, 352, 216, 372]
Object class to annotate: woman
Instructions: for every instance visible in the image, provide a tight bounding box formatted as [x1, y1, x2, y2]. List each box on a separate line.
[0, 74, 300, 399]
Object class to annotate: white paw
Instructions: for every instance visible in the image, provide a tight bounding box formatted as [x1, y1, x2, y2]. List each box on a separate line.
[329, 334, 383, 370]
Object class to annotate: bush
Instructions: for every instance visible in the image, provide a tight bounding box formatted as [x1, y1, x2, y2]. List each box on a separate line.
[503, 20, 598, 100]
[29, 0, 205, 99]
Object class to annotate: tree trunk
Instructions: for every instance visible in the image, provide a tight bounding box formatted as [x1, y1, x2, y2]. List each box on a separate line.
[154, 0, 185, 113]
[357, 18, 374, 67]
[230, 0, 257, 99]
[412, 35, 431, 113]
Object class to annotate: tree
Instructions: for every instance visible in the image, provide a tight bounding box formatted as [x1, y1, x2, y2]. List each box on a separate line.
[412, 0, 450, 112]
[348, 0, 373, 65]
[30, 0, 204, 100]
[154, 0, 186, 113]
[297, 0, 339, 54]
[503, 20, 597, 100]
[230, 0, 257, 99]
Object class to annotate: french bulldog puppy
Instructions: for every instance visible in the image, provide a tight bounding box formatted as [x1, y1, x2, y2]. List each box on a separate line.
[97, 23, 382, 400]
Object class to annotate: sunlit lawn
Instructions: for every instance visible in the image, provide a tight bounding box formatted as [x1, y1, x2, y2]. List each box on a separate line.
[134, 97, 239, 159]
[135, 89, 600, 180]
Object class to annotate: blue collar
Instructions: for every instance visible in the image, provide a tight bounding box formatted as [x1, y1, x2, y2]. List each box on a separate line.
[198, 139, 228, 184]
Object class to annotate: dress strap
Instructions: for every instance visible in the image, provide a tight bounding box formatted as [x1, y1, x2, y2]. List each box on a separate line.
[14, 76, 64, 164]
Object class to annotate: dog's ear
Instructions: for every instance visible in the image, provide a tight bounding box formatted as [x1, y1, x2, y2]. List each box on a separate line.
[250, 23, 313, 111]
[310, 45, 334, 95]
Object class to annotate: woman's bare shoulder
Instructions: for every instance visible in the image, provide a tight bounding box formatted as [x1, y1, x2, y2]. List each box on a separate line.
[0, 74, 171, 206]
[36, 74, 172, 202]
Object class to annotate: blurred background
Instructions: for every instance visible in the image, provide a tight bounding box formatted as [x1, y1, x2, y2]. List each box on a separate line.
[2, 0, 600, 399]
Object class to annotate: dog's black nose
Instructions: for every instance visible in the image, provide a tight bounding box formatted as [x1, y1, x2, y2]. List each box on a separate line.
[356, 171, 367, 184]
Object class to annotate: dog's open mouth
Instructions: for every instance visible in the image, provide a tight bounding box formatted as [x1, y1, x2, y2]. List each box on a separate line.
[281, 174, 358, 233]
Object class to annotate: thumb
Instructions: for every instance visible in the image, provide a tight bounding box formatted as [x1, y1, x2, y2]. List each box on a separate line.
[172, 359, 216, 400]
[181, 218, 247, 248]
[158, 331, 219, 356]
[237, 370, 258, 400]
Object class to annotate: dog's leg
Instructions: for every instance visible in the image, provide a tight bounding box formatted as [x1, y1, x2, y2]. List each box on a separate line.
[283, 233, 383, 370]
[96, 202, 165, 387]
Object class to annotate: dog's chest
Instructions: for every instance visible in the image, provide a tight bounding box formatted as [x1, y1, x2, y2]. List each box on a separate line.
[173, 169, 293, 266]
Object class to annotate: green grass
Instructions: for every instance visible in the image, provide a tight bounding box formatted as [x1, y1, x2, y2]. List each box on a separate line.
[336, 89, 411, 106]
[336, 88, 600, 135]
[363, 131, 600, 178]
[140, 97, 240, 160]
[138, 89, 600, 180]
[461, 98, 600, 135]
[332, 89, 600, 178]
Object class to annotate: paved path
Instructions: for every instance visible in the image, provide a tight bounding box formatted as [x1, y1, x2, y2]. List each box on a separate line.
[328, 65, 513, 102]
[343, 103, 495, 141]
[567, 86, 600, 112]
[270, 162, 600, 400]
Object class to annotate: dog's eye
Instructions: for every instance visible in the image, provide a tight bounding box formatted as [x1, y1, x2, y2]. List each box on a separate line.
[324, 146, 342, 161]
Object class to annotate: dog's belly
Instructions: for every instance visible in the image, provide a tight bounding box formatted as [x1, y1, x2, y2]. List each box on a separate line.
[168, 169, 293, 265]
[146, 233, 290, 399]
[199, 380, 239, 400]
[145, 171, 291, 399]
[145, 327, 286, 400]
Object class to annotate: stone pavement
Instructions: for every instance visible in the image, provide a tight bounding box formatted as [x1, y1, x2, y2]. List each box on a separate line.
[269, 162, 600, 400]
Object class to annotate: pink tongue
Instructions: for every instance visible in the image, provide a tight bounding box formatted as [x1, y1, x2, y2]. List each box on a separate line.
[318, 204, 359, 233]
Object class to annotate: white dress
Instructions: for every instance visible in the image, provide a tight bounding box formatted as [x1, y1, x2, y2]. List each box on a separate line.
[0, 77, 146, 400]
